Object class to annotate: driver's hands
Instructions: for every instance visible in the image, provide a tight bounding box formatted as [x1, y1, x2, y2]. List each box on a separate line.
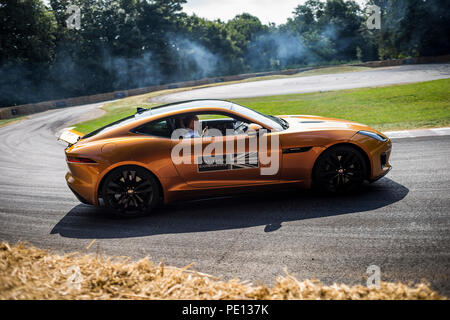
[234, 121, 247, 134]
[201, 126, 209, 136]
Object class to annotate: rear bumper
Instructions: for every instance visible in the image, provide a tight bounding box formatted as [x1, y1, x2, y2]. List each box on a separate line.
[65, 169, 98, 205]
[67, 184, 91, 205]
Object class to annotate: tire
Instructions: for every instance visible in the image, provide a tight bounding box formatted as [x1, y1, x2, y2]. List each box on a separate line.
[101, 165, 160, 217]
[313, 145, 367, 193]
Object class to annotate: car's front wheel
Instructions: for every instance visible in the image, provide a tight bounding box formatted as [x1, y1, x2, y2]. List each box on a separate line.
[313, 145, 367, 193]
[101, 165, 160, 217]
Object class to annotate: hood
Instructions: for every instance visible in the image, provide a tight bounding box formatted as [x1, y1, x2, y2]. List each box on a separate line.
[278, 115, 377, 134]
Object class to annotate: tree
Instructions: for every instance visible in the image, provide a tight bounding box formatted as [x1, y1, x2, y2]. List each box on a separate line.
[370, 0, 450, 59]
[0, 0, 448, 108]
[287, 0, 365, 62]
[0, 0, 58, 106]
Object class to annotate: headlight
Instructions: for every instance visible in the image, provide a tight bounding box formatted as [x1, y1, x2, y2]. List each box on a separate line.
[357, 130, 387, 142]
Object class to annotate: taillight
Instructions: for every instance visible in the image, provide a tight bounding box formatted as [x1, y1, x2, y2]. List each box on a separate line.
[66, 156, 96, 163]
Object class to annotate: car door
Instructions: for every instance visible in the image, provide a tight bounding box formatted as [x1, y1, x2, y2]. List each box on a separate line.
[171, 114, 281, 188]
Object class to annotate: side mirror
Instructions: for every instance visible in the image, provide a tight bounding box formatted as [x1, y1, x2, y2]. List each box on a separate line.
[247, 123, 263, 136]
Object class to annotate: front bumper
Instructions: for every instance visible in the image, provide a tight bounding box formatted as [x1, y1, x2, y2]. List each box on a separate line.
[350, 133, 392, 180]
[370, 165, 392, 182]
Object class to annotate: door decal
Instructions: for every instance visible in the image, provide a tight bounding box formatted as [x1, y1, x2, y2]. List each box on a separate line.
[198, 151, 259, 172]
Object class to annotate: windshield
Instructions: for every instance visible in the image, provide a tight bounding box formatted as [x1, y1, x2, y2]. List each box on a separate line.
[230, 103, 288, 130]
[266, 114, 289, 130]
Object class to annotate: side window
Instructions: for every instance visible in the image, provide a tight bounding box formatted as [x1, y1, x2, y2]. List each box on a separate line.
[199, 113, 249, 136]
[133, 119, 172, 138]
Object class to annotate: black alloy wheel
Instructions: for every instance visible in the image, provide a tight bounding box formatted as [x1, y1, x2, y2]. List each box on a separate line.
[313, 145, 367, 193]
[102, 166, 159, 217]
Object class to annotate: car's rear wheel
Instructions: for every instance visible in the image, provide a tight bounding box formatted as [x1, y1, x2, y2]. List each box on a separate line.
[102, 165, 159, 217]
[313, 145, 367, 193]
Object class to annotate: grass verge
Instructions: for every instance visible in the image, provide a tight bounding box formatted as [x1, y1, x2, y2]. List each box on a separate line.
[0, 242, 445, 300]
[0, 116, 27, 128]
[233, 79, 450, 131]
[71, 66, 369, 133]
[73, 79, 450, 134]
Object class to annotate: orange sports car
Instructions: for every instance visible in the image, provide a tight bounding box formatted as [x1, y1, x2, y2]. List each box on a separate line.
[61, 99, 392, 216]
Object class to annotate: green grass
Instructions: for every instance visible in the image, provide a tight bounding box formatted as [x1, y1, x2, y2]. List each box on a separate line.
[231, 79, 450, 131]
[72, 91, 165, 134]
[72, 65, 371, 133]
[73, 78, 450, 134]
[0, 116, 27, 128]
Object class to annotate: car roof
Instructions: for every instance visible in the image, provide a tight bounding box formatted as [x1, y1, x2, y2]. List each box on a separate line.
[136, 99, 234, 119]
[80, 100, 238, 140]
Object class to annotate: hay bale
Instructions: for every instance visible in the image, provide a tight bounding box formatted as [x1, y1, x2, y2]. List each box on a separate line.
[0, 242, 445, 300]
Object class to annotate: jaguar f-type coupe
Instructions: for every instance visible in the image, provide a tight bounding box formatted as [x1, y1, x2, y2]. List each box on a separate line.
[60, 99, 392, 216]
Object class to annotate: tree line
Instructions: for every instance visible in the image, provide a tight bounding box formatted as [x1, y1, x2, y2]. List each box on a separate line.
[0, 0, 449, 107]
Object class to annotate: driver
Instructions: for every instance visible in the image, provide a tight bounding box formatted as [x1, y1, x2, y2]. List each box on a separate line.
[182, 115, 201, 138]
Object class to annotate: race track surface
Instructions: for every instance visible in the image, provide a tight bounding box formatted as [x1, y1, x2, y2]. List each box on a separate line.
[0, 67, 449, 295]
[151, 63, 450, 102]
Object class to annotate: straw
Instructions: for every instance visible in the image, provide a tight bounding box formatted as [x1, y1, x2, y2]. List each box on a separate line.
[0, 242, 445, 300]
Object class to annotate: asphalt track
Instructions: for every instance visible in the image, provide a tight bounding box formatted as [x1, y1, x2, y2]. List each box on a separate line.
[0, 65, 449, 295]
[152, 63, 450, 101]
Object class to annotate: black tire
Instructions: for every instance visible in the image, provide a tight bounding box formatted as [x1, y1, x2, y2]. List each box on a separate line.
[101, 165, 160, 217]
[313, 145, 367, 193]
